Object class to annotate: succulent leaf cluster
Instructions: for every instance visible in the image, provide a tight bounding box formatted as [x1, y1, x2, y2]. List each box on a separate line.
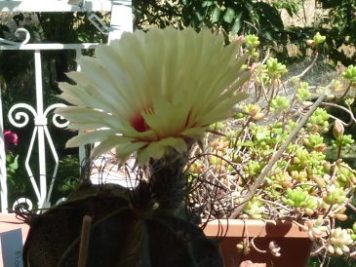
[188, 33, 355, 259]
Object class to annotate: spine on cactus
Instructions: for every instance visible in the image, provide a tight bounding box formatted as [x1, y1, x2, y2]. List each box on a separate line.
[149, 151, 188, 212]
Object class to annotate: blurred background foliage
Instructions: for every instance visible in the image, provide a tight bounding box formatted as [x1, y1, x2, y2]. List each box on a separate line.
[133, 0, 355, 66]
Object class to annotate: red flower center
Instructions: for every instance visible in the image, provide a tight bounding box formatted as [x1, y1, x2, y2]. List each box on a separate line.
[130, 113, 149, 132]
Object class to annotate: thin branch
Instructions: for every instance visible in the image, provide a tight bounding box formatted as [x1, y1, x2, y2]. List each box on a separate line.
[347, 202, 356, 212]
[328, 114, 349, 126]
[350, 250, 356, 259]
[321, 101, 356, 126]
[261, 49, 270, 65]
[258, 198, 292, 213]
[284, 51, 319, 87]
[230, 94, 326, 218]
[250, 237, 267, 254]
[340, 82, 352, 99]
[311, 244, 326, 257]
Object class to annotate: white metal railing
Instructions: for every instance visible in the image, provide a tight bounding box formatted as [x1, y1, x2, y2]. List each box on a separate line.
[0, 0, 133, 213]
[0, 0, 113, 12]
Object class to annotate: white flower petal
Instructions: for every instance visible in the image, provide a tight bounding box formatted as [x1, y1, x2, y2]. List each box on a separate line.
[56, 27, 250, 163]
[66, 130, 115, 148]
[92, 137, 145, 160]
[137, 137, 187, 164]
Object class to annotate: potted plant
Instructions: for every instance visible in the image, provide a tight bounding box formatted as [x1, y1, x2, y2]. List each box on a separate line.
[21, 28, 355, 267]
[22, 27, 251, 267]
[188, 35, 356, 266]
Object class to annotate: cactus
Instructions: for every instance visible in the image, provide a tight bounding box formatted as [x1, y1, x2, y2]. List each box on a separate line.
[23, 155, 223, 266]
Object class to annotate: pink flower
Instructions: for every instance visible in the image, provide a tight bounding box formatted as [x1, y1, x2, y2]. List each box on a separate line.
[4, 130, 19, 148]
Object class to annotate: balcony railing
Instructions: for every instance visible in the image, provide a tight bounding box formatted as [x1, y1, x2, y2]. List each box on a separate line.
[0, 0, 133, 213]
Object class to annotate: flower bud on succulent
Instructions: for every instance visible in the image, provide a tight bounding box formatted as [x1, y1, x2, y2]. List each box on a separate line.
[333, 119, 344, 139]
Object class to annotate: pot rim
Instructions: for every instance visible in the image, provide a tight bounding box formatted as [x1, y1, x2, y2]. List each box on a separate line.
[203, 219, 310, 238]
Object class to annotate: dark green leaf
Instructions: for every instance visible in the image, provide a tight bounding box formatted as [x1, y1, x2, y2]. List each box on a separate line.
[231, 11, 243, 33]
[223, 7, 236, 23]
[254, 2, 284, 30]
[285, 4, 300, 17]
[210, 6, 221, 23]
[202, 1, 214, 7]
[319, 0, 343, 8]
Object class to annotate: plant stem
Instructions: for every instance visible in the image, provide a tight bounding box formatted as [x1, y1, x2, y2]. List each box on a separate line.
[283, 51, 319, 87]
[321, 101, 356, 126]
[230, 94, 326, 218]
[77, 215, 92, 267]
[341, 82, 352, 99]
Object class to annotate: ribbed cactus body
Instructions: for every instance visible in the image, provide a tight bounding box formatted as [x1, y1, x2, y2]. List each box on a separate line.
[24, 159, 223, 267]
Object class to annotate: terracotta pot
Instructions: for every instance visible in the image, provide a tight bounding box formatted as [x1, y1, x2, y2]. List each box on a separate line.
[204, 219, 312, 267]
[0, 214, 312, 267]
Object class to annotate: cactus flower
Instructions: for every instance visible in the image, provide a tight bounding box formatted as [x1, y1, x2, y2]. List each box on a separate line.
[56, 28, 250, 163]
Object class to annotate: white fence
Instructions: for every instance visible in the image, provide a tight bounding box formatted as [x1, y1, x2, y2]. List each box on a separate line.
[0, 0, 132, 213]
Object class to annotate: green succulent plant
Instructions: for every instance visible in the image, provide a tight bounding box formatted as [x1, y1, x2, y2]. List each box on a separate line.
[296, 81, 312, 102]
[306, 108, 330, 133]
[244, 34, 260, 48]
[313, 32, 326, 45]
[327, 228, 353, 256]
[265, 58, 288, 79]
[342, 65, 356, 84]
[283, 187, 318, 215]
[322, 186, 347, 206]
[187, 41, 356, 261]
[243, 198, 265, 219]
[270, 96, 290, 112]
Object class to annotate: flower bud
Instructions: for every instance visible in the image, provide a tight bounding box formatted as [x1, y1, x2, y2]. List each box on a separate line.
[333, 119, 344, 139]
